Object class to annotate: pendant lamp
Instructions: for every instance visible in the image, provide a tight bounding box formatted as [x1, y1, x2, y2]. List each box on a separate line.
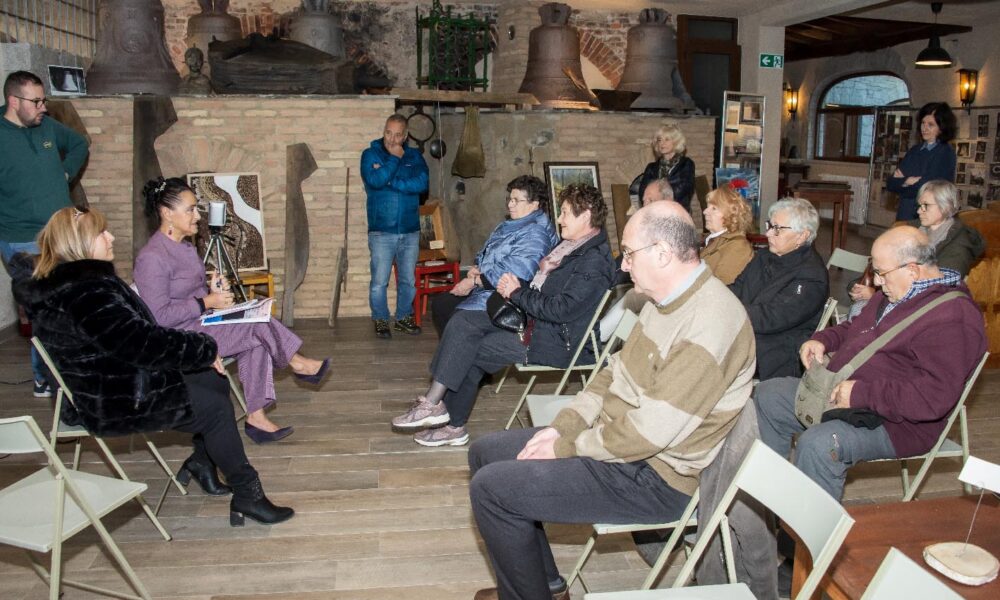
[915, 2, 952, 68]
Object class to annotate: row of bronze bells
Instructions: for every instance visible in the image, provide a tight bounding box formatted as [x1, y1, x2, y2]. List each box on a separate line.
[519, 4, 694, 112]
[86, 0, 346, 96]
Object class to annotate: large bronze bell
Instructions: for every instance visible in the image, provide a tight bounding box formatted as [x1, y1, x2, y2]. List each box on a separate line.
[86, 0, 180, 95]
[518, 3, 595, 110]
[617, 9, 694, 111]
[186, 0, 243, 68]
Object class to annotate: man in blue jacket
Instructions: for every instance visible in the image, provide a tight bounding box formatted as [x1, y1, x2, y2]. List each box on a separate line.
[361, 114, 429, 339]
[1, 70, 89, 397]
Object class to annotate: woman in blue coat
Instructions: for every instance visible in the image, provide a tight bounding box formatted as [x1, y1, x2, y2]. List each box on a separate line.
[430, 175, 559, 334]
[887, 102, 957, 221]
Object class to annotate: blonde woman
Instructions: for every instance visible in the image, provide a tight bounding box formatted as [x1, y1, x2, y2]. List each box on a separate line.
[637, 124, 695, 212]
[701, 186, 754, 284]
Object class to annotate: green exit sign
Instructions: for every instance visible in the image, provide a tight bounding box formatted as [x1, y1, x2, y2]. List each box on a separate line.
[759, 53, 784, 69]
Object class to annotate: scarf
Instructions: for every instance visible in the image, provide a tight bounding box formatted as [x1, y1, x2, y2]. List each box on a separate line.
[530, 229, 599, 290]
[657, 154, 682, 180]
[921, 218, 953, 250]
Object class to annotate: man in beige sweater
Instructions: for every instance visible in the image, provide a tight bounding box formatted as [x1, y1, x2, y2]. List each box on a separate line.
[469, 201, 757, 600]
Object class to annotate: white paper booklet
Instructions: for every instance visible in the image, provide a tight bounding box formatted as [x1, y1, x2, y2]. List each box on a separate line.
[200, 297, 273, 326]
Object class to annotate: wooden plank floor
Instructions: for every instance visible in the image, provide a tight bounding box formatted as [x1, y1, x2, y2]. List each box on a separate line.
[1, 223, 997, 599]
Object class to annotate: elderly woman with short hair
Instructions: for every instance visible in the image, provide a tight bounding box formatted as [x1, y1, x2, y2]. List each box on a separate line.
[637, 124, 695, 212]
[730, 197, 829, 380]
[701, 186, 754, 285]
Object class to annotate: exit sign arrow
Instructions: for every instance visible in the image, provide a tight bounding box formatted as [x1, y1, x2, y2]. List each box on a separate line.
[759, 53, 784, 69]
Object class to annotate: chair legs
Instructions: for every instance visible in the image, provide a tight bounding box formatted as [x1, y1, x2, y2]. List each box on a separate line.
[494, 366, 511, 394]
[565, 531, 598, 593]
[141, 434, 188, 515]
[505, 375, 537, 430]
[900, 406, 970, 502]
[223, 368, 248, 422]
[93, 438, 172, 541]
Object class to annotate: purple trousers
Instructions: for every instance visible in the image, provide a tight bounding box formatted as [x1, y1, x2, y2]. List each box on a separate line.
[184, 319, 302, 414]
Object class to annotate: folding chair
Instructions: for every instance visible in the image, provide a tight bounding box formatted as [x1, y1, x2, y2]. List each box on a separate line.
[33, 337, 181, 541]
[870, 352, 988, 501]
[826, 249, 869, 321]
[814, 297, 839, 333]
[860, 548, 961, 600]
[222, 357, 249, 421]
[504, 290, 613, 429]
[585, 440, 855, 600]
[0, 415, 152, 600]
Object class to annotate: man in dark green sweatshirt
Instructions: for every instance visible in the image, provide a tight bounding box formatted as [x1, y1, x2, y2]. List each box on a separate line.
[1, 70, 89, 396]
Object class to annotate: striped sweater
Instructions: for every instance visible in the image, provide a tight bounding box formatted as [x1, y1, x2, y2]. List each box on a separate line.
[551, 268, 756, 495]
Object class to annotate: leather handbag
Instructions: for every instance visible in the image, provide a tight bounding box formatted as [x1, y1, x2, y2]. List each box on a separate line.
[487, 291, 526, 334]
[794, 291, 964, 428]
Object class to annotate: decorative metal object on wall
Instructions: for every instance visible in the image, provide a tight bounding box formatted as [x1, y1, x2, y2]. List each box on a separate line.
[617, 8, 695, 111]
[186, 0, 243, 71]
[518, 2, 596, 110]
[416, 0, 493, 91]
[289, 0, 345, 59]
[209, 33, 347, 95]
[283, 144, 317, 328]
[86, 0, 180, 95]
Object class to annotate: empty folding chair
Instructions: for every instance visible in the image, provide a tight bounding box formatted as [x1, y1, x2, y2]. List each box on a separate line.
[860, 547, 961, 600]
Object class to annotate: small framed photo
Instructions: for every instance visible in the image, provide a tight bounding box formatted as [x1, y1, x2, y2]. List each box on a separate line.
[956, 173, 967, 185]
[739, 99, 763, 124]
[543, 162, 602, 221]
[977, 141, 988, 153]
[957, 142, 971, 158]
[418, 204, 446, 262]
[47, 65, 86, 96]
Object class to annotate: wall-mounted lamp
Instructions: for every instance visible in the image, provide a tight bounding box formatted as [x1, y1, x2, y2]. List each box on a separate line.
[784, 84, 799, 119]
[958, 68, 978, 111]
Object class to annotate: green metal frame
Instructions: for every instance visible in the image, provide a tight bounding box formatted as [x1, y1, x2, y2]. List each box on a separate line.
[416, 0, 492, 91]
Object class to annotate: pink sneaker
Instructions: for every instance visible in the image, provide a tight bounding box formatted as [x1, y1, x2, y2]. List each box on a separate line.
[414, 425, 469, 447]
[391, 396, 450, 429]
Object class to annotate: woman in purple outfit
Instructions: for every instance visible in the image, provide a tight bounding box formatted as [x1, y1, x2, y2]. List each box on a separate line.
[133, 177, 329, 443]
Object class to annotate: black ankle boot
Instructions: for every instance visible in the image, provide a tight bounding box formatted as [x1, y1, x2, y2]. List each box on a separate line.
[177, 456, 232, 496]
[230, 477, 294, 526]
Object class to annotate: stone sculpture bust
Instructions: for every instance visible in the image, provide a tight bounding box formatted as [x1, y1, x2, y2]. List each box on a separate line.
[179, 46, 213, 95]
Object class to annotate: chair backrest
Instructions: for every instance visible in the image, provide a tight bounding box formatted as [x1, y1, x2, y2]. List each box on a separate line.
[31, 337, 73, 401]
[930, 352, 988, 453]
[587, 309, 639, 385]
[814, 297, 838, 333]
[0, 415, 49, 455]
[860, 548, 961, 600]
[565, 288, 613, 370]
[694, 174, 711, 214]
[826, 248, 869, 272]
[672, 440, 854, 600]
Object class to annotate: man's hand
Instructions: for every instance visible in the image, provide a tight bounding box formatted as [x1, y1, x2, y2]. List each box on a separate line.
[387, 143, 405, 158]
[372, 163, 381, 170]
[829, 380, 855, 409]
[517, 427, 561, 460]
[800, 340, 826, 369]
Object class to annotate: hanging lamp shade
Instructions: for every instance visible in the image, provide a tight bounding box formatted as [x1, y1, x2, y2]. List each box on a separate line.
[915, 34, 952, 68]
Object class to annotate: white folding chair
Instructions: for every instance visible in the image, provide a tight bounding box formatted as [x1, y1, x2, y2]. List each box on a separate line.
[33, 337, 181, 541]
[814, 297, 839, 333]
[0, 415, 152, 600]
[860, 547, 961, 600]
[826, 248, 869, 272]
[505, 290, 613, 429]
[585, 441, 855, 600]
[870, 352, 988, 501]
[222, 357, 249, 421]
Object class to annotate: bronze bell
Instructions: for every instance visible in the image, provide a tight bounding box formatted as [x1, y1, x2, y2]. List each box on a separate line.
[617, 8, 694, 111]
[186, 0, 244, 72]
[519, 3, 596, 110]
[87, 0, 180, 95]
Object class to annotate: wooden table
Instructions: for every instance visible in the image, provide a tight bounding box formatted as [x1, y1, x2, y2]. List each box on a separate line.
[789, 495, 1000, 599]
[793, 186, 853, 253]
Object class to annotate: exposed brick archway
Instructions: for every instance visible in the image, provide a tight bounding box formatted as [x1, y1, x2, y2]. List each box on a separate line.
[579, 30, 624, 87]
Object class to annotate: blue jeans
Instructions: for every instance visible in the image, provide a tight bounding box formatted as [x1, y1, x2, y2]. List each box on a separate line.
[754, 377, 896, 500]
[0, 241, 46, 382]
[368, 231, 418, 321]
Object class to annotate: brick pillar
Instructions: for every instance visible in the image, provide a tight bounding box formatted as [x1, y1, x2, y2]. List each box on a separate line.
[492, 1, 544, 94]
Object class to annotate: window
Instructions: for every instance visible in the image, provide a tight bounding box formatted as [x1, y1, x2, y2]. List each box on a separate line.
[814, 73, 909, 162]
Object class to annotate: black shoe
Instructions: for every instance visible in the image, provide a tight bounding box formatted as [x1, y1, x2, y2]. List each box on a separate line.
[244, 422, 294, 444]
[374, 319, 392, 339]
[230, 477, 295, 526]
[176, 456, 232, 496]
[394, 315, 421, 335]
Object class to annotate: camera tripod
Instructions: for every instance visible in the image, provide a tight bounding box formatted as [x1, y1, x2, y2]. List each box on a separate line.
[202, 227, 248, 303]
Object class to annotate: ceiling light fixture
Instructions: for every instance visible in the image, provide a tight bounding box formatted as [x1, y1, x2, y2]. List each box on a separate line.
[915, 2, 952, 68]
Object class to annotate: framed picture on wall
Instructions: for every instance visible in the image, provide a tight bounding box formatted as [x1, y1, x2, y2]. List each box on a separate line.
[187, 172, 267, 272]
[543, 162, 601, 220]
[418, 204, 446, 261]
[740, 99, 763, 124]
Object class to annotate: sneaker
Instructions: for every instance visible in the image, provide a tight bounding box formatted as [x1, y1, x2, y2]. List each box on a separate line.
[33, 379, 52, 398]
[414, 424, 469, 447]
[391, 396, 450, 429]
[393, 315, 422, 335]
[374, 319, 392, 339]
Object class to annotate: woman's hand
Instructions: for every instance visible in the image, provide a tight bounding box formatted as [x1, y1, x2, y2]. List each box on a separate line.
[903, 176, 921, 187]
[208, 270, 231, 292]
[497, 273, 521, 299]
[203, 270, 234, 309]
[849, 283, 875, 302]
[450, 277, 475, 296]
[893, 168, 904, 178]
[212, 355, 226, 376]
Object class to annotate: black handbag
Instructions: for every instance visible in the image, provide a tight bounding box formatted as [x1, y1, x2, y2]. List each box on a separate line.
[487, 291, 526, 334]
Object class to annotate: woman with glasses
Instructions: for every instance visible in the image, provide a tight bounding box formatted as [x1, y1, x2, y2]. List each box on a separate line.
[887, 102, 957, 221]
[850, 180, 984, 310]
[729, 197, 829, 380]
[429, 175, 559, 335]
[393, 184, 615, 446]
[701, 185, 754, 284]
[635, 124, 695, 212]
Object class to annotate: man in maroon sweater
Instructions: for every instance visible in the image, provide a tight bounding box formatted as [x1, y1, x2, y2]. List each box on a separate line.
[755, 226, 986, 500]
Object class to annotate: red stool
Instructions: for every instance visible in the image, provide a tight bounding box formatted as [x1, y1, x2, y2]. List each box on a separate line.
[393, 261, 461, 327]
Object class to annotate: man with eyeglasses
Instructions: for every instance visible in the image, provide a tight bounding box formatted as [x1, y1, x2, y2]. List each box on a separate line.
[1, 70, 89, 397]
[755, 226, 986, 501]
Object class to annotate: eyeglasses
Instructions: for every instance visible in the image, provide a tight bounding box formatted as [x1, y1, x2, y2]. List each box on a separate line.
[13, 95, 46, 108]
[765, 220, 794, 233]
[872, 262, 915, 282]
[506, 195, 533, 205]
[917, 202, 936, 211]
[621, 242, 659, 263]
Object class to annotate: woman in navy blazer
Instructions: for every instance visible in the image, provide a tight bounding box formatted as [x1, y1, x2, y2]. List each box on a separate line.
[887, 102, 957, 221]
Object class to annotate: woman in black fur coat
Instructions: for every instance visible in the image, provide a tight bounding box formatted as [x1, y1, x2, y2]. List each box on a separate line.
[11, 206, 293, 527]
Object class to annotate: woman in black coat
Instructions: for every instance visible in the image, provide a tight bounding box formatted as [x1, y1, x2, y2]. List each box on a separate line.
[637, 123, 696, 212]
[391, 184, 616, 447]
[729, 197, 829, 380]
[12, 206, 293, 527]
